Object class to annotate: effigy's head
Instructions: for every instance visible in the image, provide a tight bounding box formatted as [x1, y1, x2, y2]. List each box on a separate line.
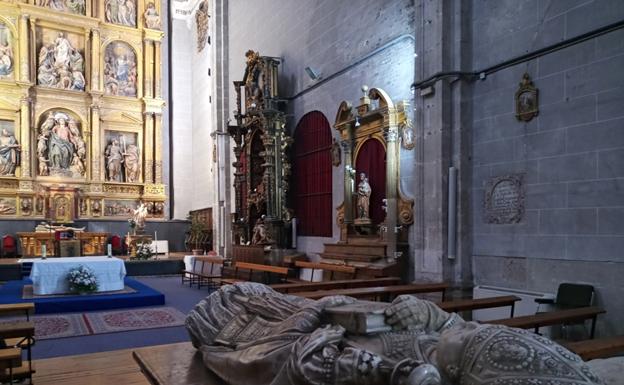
[437, 323, 604, 385]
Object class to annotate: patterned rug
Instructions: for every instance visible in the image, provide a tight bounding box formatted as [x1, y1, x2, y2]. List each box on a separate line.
[0, 307, 187, 340]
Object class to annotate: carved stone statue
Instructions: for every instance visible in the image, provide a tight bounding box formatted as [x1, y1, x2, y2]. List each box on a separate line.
[105, 0, 137, 27]
[356, 172, 371, 223]
[251, 215, 271, 244]
[37, 111, 86, 178]
[0, 24, 14, 77]
[331, 138, 341, 167]
[104, 42, 137, 97]
[0, 128, 20, 176]
[143, 2, 161, 29]
[123, 144, 140, 182]
[132, 202, 148, 232]
[36, 0, 86, 15]
[37, 33, 85, 91]
[105, 138, 123, 182]
[186, 283, 606, 385]
[195, 0, 210, 52]
[242, 50, 262, 110]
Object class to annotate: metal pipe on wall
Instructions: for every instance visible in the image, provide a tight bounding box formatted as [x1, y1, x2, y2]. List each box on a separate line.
[447, 166, 457, 260]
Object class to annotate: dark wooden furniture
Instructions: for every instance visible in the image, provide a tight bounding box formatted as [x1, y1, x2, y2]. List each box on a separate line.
[437, 295, 521, 318]
[221, 262, 290, 285]
[294, 261, 357, 281]
[270, 277, 402, 293]
[133, 342, 224, 385]
[564, 335, 624, 361]
[0, 303, 35, 384]
[488, 306, 605, 338]
[17, 231, 108, 257]
[293, 282, 449, 301]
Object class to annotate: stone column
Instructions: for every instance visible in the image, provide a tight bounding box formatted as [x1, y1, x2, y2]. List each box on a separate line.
[154, 112, 162, 183]
[143, 39, 153, 99]
[385, 128, 399, 260]
[90, 102, 102, 180]
[19, 97, 30, 177]
[90, 29, 100, 92]
[143, 113, 154, 183]
[153, 40, 162, 98]
[341, 132, 354, 224]
[18, 15, 29, 82]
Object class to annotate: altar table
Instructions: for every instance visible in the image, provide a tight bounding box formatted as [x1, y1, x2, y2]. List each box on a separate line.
[29, 256, 127, 295]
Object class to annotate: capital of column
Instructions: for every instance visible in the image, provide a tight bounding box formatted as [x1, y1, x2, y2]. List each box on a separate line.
[384, 128, 399, 143]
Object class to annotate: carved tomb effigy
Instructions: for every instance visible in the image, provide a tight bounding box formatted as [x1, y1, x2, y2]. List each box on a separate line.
[0, 1, 166, 223]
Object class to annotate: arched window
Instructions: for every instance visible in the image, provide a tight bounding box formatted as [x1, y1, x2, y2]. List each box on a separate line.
[293, 111, 333, 237]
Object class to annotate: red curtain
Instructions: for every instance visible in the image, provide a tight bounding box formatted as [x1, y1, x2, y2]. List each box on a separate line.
[293, 111, 332, 237]
[355, 139, 386, 224]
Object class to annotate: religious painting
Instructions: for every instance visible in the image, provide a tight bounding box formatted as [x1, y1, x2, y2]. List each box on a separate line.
[35, 0, 87, 16]
[104, 131, 140, 183]
[104, 199, 138, 217]
[515, 73, 538, 122]
[0, 23, 14, 79]
[143, 1, 161, 30]
[51, 194, 72, 223]
[195, 0, 210, 52]
[0, 197, 16, 215]
[0, 120, 20, 177]
[104, 0, 137, 28]
[104, 41, 138, 97]
[36, 28, 85, 91]
[36, 110, 87, 178]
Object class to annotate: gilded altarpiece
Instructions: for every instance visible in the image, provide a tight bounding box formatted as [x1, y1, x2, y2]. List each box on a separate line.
[0, 1, 166, 222]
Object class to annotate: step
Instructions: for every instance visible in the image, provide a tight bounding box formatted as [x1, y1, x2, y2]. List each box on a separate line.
[319, 253, 384, 263]
[323, 243, 386, 256]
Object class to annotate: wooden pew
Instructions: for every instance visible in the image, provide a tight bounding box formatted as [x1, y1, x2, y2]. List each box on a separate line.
[294, 261, 357, 281]
[488, 306, 605, 338]
[221, 262, 290, 285]
[271, 277, 402, 293]
[437, 295, 521, 318]
[193, 257, 224, 289]
[0, 320, 35, 383]
[293, 282, 449, 301]
[0, 303, 34, 321]
[564, 335, 624, 361]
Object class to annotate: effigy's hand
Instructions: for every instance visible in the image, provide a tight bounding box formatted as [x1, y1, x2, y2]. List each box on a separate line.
[385, 295, 429, 331]
[288, 325, 345, 384]
[314, 294, 356, 310]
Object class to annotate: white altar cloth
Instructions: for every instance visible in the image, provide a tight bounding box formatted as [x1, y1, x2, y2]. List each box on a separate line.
[29, 256, 127, 295]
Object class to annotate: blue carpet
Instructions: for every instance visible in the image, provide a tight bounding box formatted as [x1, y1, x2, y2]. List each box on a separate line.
[0, 277, 164, 314]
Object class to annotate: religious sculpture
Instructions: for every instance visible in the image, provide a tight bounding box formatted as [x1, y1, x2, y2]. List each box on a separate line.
[37, 33, 85, 91]
[242, 50, 262, 110]
[123, 144, 140, 182]
[355, 172, 371, 223]
[0, 198, 16, 215]
[401, 119, 415, 150]
[0, 128, 20, 176]
[251, 215, 272, 244]
[104, 42, 138, 97]
[34, 221, 85, 232]
[105, 135, 141, 183]
[105, 138, 123, 182]
[143, 2, 161, 30]
[195, 0, 210, 52]
[37, 111, 87, 178]
[132, 202, 148, 232]
[0, 24, 14, 77]
[186, 282, 606, 385]
[36, 0, 86, 15]
[105, 0, 137, 27]
[331, 138, 341, 167]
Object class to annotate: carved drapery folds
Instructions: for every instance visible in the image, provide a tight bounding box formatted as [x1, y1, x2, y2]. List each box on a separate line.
[195, 0, 210, 52]
[0, 1, 166, 220]
[229, 51, 292, 248]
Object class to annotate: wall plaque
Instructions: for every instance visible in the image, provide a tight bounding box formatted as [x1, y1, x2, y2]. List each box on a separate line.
[484, 174, 524, 224]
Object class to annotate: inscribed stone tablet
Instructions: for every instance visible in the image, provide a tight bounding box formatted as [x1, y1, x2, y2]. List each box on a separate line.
[484, 174, 524, 224]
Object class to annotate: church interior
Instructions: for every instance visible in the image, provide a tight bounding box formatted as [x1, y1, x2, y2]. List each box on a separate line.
[0, 0, 622, 384]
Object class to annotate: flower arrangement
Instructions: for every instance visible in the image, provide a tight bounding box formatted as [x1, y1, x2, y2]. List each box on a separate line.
[67, 265, 98, 294]
[132, 242, 153, 260]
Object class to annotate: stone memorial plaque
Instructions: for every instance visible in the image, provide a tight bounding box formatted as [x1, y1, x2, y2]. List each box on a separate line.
[484, 174, 524, 224]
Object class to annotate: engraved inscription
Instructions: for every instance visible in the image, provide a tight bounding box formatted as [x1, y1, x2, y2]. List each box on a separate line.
[485, 174, 524, 224]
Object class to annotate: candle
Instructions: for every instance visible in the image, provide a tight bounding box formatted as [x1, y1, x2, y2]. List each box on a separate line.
[107, 243, 112, 257]
[42, 244, 46, 259]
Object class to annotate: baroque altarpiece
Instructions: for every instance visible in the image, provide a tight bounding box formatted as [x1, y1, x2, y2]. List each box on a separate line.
[228, 50, 293, 249]
[0, 0, 166, 222]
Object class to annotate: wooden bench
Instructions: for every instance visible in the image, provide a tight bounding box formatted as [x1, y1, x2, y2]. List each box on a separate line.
[0, 320, 35, 383]
[193, 257, 224, 289]
[221, 262, 290, 285]
[437, 295, 521, 318]
[271, 277, 402, 293]
[294, 261, 357, 281]
[293, 282, 449, 301]
[564, 335, 624, 361]
[488, 306, 605, 338]
[0, 303, 34, 321]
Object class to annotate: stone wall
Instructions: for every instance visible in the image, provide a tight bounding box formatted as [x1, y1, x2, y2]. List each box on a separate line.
[470, 0, 624, 335]
[227, 0, 417, 260]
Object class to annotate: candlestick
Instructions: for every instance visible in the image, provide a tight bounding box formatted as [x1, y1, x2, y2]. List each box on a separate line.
[42, 244, 46, 259]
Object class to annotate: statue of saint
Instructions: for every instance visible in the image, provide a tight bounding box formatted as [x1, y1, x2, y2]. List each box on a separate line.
[132, 202, 148, 232]
[0, 26, 13, 77]
[186, 283, 606, 385]
[49, 116, 74, 170]
[0, 128, 20, 176]
[356, 172, 371, 221]
[38, 112, 86, 177]
[123, 144, 140, 182]
[331, 138, 341, 167]
[143, 2, 161, 30]
[242, 50, 262, 109]
[251, 215, 271, 244]
[105, 139, 123, 182]
[37, 33, 84, 90]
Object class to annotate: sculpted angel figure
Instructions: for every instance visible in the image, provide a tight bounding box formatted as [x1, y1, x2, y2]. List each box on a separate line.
[186, 283, 606, 385]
